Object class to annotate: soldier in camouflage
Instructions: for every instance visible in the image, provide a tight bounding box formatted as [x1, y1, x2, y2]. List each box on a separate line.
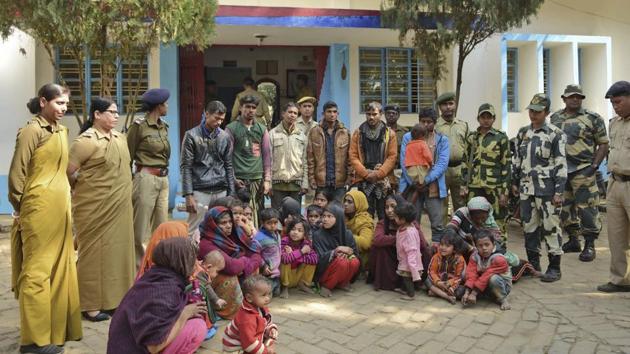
[512, 93, 567, 283]
[461, 103, 511, 245]
[550, 84, 608, 262]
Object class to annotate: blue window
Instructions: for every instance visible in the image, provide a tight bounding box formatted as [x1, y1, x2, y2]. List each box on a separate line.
[359, 47, 434, 113]
[56, 47, 148, 115]
[506, 47, 518, 112]
[543, 48, 551, 98]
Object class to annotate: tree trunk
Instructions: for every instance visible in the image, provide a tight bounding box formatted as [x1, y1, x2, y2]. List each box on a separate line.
[455, 40, 466, 117]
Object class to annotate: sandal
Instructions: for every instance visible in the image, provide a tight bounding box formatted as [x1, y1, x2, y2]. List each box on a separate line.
[19, 344, 63, 354]
[82, 311, 111, 322]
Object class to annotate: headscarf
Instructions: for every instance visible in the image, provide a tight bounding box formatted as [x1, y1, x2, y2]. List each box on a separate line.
[108, 241, 191, 353]
[280, 196, 302, 222]
[312, 202, 360, 280]
[137, 221, 188, 279]
[466, 196, 498, 229]
[199, 206, 259, 259]
[345, 190, 374, 234]
[152, 237, 197, 279]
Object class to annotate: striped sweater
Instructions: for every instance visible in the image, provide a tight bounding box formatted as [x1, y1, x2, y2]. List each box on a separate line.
[280, 237, 319, 268]
[223, 300, 278, 354]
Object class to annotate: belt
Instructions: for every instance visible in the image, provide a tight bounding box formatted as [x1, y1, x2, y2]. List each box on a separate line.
[613, 173, 630, 182]
[448, 160, 462, 167]
[137, 166, 168, 177]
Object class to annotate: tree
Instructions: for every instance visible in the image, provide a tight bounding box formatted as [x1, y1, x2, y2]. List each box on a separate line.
[0, 0, 218, 128]
[382, 0, 544, 114]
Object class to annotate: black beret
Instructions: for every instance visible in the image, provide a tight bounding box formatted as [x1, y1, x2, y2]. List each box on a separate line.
[383, 104, 400, 113]
[605, 81, 630, 98]
[141, 88, 170, 105]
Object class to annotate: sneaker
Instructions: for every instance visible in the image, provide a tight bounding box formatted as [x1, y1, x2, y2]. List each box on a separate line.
[597, 282, 630, 293]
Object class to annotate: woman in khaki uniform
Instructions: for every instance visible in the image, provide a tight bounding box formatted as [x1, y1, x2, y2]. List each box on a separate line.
[9, 84, 82, 354]
[126, 88, 171, 267]
[67, 97, 135, 322]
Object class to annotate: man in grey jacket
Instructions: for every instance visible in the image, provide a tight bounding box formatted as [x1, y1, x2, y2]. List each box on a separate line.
[180, 100, 236, 238]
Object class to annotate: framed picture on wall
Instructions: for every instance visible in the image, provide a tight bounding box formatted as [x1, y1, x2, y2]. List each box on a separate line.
[286, 69, 316, 99]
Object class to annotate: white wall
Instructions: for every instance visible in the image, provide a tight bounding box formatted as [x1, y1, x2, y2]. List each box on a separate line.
[1, 29, 36, 175]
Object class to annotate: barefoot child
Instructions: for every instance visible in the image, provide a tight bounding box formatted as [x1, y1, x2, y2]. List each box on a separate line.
[280, 217, 318, 298]
[223, 275, 278, 354]
[425, 229, 467, 304]
[394, 201, 423, 300]
[462, 229, 512, 310]
[187, 250, 228, 337]
[254, 208, 282, 296]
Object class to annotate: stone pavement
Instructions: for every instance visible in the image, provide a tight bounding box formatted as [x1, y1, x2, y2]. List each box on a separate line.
[1, 214, 630, 354]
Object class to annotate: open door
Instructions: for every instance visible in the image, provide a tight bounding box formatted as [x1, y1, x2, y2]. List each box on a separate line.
[179, 45, 205, 141]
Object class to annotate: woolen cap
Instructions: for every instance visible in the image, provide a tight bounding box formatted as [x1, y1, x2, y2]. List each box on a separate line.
[436, 92, 456, 105]
[141, 88, 170, 105]
[477, 103, 496, 117]
[526, 93, 551, 112]
[561, 84, 585, 99]
[605, 81, 630, 98]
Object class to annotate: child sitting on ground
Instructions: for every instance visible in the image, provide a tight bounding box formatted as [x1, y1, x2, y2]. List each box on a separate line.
[187, 250, 228, 338]
[254, 208, 282, 296]
[462, 229, 512, 311]
[231, 199, 256, 239]
[403, 124, 433, 204]
[394, 201, 423, 300]
[313, 189, 333, 209]
[280, 217, 318, 299]
[425, 229, 467, 304]
[306, 204, 323, 235]
[223, 275, 278, 354]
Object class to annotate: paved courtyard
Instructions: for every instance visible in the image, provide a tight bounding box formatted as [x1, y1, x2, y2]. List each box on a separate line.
[1, 213, 629, 354]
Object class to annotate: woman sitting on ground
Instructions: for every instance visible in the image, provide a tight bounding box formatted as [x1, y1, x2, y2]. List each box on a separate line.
[107, 238, 207, 354]
[368, 194, 431, 291]
[312, 202, 361, 297]
[198, 206, 263, 319]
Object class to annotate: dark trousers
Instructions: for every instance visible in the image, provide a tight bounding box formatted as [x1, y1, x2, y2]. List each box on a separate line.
[270, 189, 301, 210]
[317, 186, 347, 203]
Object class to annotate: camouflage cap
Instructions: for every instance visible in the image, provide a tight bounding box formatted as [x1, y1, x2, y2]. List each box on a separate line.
[605, 81, 630, 98]
[477, 103, 496, 117]
[561, 84, 585, 99]
[297, 96, 317, 105]
[526, 93, 550, 112]
[436, 92, 456, 105]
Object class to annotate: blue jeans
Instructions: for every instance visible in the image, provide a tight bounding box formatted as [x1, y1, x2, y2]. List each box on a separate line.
[413, 196, 446, 243]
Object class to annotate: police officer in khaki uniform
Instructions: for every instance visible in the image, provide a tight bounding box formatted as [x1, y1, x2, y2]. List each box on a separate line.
[598, 81, 630, 293]
[127, 88, 171, 268]
[435, 92, 469, 223]
[231, 77, 272, 128]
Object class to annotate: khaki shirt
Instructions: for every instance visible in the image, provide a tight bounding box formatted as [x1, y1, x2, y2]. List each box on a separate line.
[436, 117, 469, 165]
[126, 116, 170, 168]
[8, 116, 62, 210]
[608, 115, 630, 176]
[231, 88, 272, 127]
[296, 117, 318, 139]
[70, 128, 128, 169]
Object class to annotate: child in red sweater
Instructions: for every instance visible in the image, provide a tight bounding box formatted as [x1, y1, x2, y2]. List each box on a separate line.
[462, 229, 512, 310]
[223, 275, 278, 353]
[404, 124, 433, 204]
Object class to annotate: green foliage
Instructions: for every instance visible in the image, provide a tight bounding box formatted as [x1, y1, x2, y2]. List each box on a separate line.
[0, 0, 218, 127]
[382, 0, 544, 113]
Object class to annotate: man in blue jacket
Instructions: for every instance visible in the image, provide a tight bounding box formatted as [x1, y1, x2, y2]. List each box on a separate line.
[399, 107, 450, 245]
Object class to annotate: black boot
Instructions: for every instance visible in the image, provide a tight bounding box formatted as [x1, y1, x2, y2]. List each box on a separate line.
[526, 250, 541, 272]
[562, 236, 582, 253]
[541, 254, 562, 282]
[579, 236, 596, 262]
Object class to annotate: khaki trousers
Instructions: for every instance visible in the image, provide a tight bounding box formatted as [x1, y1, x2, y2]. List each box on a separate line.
[606, 179, 630, 286]
[443, 165, 466, 224]
[132, 172, 169, 268]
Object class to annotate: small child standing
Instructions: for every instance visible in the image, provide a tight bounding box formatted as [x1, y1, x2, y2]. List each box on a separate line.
[223, 275, 278, 354]
[280, 217, 319, 298]
[306, 204, 323, 235]
[394, 202, 423, 300]
[254, 208, 282, 296]
[425, 229, 467, 304]
[462, 229, 512, 310]
[403, 124, 434, 204]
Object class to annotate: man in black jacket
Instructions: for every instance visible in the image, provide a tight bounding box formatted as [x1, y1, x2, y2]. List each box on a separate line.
[180, 100, 236, 239]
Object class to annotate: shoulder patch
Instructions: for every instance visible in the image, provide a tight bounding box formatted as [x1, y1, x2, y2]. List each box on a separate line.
[133, 116, 146, 125]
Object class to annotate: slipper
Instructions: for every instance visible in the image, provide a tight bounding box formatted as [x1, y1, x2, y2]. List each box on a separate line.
[19, 344, 63, 354]
[204, 327, 217, 341]
[82, 311, 111, 322]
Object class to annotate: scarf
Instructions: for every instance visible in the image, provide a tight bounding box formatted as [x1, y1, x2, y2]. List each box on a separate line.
[359, 120, 386, 169]
[345, 190, 374, 234]
[466, 196, 498, 229]
[152, 237, 197, 279]
[200, 111, 220, 139]
[137, 221, 189, 279]
[200, 207, 259, 259]
[312, 203, 359, 280]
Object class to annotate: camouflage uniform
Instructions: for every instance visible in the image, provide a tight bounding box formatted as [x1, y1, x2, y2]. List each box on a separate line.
[462, 127, 511, 244]
[513, 122, 567, 258]
[550, 108, 607, 244]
